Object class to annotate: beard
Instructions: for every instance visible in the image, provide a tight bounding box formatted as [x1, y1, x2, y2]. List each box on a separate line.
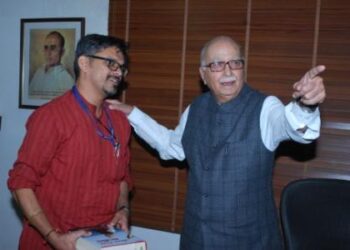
[103, 75, 122, 97]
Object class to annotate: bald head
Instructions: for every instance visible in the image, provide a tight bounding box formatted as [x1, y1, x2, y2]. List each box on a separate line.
[200, 36, 242, 66]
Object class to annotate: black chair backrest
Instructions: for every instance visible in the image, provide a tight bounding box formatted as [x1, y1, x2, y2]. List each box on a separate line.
[280, 178, 350, 250]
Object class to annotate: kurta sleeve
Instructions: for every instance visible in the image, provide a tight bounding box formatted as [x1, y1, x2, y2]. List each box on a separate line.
[8, 108, 61, 191]
[127, 106, 189, 160]
[260, 96, 321, 151]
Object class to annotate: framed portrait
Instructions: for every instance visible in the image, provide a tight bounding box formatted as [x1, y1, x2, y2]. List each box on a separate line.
[19, 18, 85, 109]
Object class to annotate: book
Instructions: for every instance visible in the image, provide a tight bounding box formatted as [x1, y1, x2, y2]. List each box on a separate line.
[76, 227, 147, 250]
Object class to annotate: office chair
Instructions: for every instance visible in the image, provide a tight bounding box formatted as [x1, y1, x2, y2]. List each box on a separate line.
[280, 178, 350, 250]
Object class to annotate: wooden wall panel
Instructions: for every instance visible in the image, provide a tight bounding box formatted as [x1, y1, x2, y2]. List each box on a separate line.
[248, 0, 322, 208]
[109, 0, 350, 233]
[109, 0, 128, 39]
[128, 1, 185, 230]
[110, 0, 186, 230]
[248, 0, 317, 99]
[318, 0, 350, 124]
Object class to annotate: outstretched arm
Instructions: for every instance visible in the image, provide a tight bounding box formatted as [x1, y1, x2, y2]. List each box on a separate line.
[107, 99, 188, 160]
[106, 100, 134, 116]
[261, 65, 326, 151]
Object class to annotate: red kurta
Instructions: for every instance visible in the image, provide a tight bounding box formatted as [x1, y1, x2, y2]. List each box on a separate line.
[8, 90, 132, 249]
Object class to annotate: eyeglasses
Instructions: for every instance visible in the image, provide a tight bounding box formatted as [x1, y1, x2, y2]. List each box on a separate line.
[202, 59, 244, 72]
[86, 55, 126, 72]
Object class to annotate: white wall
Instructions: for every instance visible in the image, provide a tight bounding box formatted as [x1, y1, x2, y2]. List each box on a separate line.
[0, 1, 180, 249]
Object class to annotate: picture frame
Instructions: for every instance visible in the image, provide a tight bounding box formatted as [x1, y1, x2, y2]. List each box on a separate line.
[19, 18, 85, 109]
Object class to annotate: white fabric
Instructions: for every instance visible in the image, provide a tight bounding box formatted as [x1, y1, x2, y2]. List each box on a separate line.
[128, 95, 320, 160]
[29, 64, 74, 99]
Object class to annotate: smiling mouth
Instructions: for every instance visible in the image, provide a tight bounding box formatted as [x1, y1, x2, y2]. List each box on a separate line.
[221, 80, 235, 86]
[108, 76, 121, 85]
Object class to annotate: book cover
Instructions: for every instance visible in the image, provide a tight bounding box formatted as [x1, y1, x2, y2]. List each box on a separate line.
[76, 227, 147, 250]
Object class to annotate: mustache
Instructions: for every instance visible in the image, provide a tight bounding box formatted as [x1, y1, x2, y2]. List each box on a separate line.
[219, 76, 236, 83]
[108, 75, 122, 83]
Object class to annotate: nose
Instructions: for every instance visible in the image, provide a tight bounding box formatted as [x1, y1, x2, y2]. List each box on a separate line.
[223, 62, 233, 75]
[110, 68, 123, 77]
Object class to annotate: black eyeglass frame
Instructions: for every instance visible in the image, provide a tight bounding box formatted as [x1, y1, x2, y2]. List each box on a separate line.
[86, 54, 126, 72]
[202, 59, 245, 72]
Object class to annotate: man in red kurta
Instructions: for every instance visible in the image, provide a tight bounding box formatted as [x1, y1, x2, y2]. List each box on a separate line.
[8, 34, 132, 250]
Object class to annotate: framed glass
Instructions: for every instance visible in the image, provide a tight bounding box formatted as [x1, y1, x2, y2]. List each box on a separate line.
[19, 18, 85, 109]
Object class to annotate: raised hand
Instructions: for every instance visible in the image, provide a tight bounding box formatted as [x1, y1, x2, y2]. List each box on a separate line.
[292, 65, 326, 106]
[106, 99, 134, 115]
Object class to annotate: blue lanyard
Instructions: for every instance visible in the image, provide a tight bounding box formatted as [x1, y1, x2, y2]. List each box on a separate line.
[72, 86, 120, 157]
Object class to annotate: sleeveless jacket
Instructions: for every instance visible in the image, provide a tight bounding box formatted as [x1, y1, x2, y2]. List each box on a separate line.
[181, 84, 283, 250]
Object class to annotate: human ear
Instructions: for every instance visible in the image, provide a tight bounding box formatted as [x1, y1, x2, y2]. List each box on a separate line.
[199, 67, 207, 85]
[78, 56, 89, 73]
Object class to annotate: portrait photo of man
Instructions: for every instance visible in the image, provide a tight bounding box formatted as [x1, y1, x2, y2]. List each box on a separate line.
[29, 30, 75, 100]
